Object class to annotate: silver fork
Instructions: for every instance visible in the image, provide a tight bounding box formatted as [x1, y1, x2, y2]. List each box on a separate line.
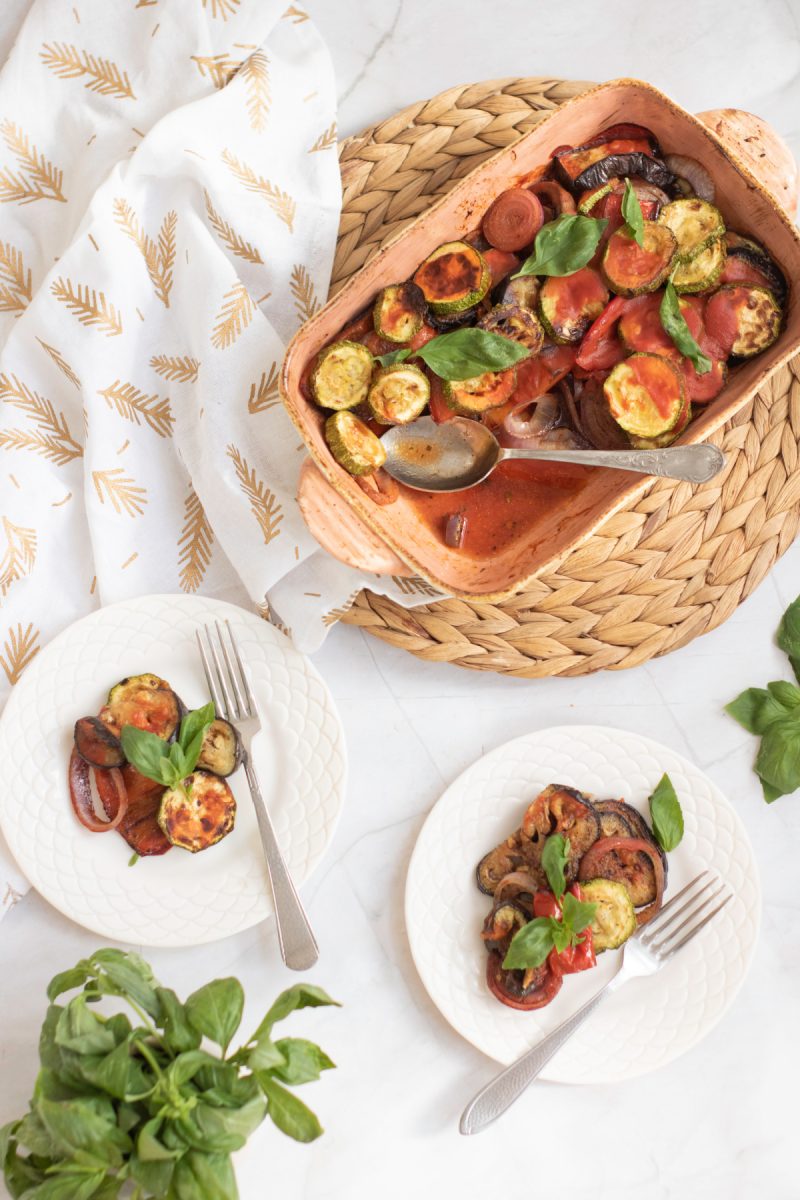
[196, 620, 319, 971]
[460, 870, 732, 1135]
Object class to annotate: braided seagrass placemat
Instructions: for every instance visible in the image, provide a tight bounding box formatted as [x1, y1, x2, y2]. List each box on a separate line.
[333, 77, 800, 677]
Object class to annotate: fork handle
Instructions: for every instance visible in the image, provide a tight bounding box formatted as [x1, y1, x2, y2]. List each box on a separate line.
[244, 757, 320, 971]
[459, 981, 614, 1135]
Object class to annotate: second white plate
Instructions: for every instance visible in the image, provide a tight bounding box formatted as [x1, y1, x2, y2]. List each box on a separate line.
[405, 725, 760, 1085]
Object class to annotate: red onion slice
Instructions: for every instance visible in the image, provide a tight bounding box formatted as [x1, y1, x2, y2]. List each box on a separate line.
[663, 155, 715, 202]
[69, 748, 128, 833]
[445, 513, 467, 549]
[502, 392, 560, 441]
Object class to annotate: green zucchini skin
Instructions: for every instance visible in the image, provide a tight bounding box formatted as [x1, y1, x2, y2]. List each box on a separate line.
[707, 284, 782, 357]
[657, 198, 725, 262]
[197, 718, 242, 778]
[102, 674, 183, 741]
[373, 282, 426, 343]
[580, 878, 636, 951]
[413, 241, 490, 315]
[601, 224, 677, 297]
[671, 238, 726, 294]
[368, 363, 430, 425]
[311, 340, 375, 411]
[603, 353, 685, 440]
[158, 770, 236, 853]
[443, 368, 517, 416]
[325, 410, 387, 476]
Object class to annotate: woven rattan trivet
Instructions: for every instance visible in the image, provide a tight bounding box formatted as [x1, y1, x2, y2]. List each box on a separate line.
[332, 77, 800, 678]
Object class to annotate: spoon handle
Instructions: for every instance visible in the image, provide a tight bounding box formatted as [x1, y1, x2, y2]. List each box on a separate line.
[500, 442, 725, 483]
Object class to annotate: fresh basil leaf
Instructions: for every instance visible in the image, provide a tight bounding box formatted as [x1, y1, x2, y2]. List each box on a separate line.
[179, 702, 215, 753]
[760, 776, 784, 804]
[375, 348, 412, 368]
[185, 979, 244, 1054]
[755, 717, 800, 795]
[659, 280, 711, 374]
[621, 178, 644, 247]
[170, 1150, 238, 1200]
[47, 964, 91, 1002]
[90, 950, 160, 1019]
[191, 1096, 267, 1154]
[272, 1038, 335, 1086]
[250, 983, 340, 1042]
[767, 680, 800, 709]
[35, 1097, 129, 1164]
[120, 726, 172, 786]
[560, 890, 597, 936]
[501, 917, 557, 970]
[260, 1077, 323, 1143]
[413, 327, 529, 381]
[777, 595, 800, 660]
[14, 1111, 57, 1158]
[246, 1034, 286, 1073]
[129, 1152, 176, 1198]
[648, 773, 684, 852]
[168, 741, 191, 782]
[725, 687, 792, 734]
[76, 1038, 150, 1102]
[163, 1049, 221, 1089]
[127, 853, 139, 868]
[156, 988, 202, 1055]
[55, 996, 116, 1056]
[20, 1170, 110, 1200]
[541, 834, 570, 900]
[515, 213, 608, 278]
[790, 657, 800, 686]
[549, 922, 572, 955]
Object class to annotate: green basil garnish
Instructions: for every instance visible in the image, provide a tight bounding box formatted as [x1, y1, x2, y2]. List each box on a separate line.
[120, 700, 215, 790]
[647, 773, 684, 852]
[502, 889, 596, 970]
[541, 834, 570, 900]
[659, 280, 712, 374]
[377, 327, 529, 381]
[621, 177, 644, 247]
[777, 594, 800, 684]
[514, 213, 608, 278]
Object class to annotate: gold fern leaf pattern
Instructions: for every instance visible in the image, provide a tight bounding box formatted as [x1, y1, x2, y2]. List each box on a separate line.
[178, 486, 213, 592]
[240, 51, 270, 132]
[221, 149, 296, 232]
[136, 0, 159, 7]
[308, 122, 337, 153]
[391, 574, 441, 597]
[37, 339, 82, 389]
[203, 190, 262, 264]
[190, 52, 240, 89]
[0, 622, 40, 685]
[202, 0, 240, 18]
[322, 590, 361, 627]
[40, 43, 137, 100]
[51, 276, 123, 336]
[247, 364, 280, 414]
[149, 354, 200, 383]
[92, 467, 147, 517]
[226, 444, 283, 545]
[0, 373, 83, 465]
[284, 4, 309, 21]
[0, 518, 37, 598]
[113, 199, 176, 307]
[211, 282, 255, 350]
[0, 120, 65, 204]
[290, 263, 319, 322]
[0, 241, 32, 315]
[99, 380, 173, 438]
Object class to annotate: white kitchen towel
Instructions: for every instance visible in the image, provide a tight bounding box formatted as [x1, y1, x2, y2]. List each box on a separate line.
[0, 0, 439, 919]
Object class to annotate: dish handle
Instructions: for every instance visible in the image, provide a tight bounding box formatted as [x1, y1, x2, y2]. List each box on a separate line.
[297, 108, 798, 578]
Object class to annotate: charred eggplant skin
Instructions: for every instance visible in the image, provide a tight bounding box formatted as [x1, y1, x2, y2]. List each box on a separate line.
[158, 770, 236, 853]
[197, 718, 243, 778]
[570, 153, 675, 195]
[74, 716, 125, 768]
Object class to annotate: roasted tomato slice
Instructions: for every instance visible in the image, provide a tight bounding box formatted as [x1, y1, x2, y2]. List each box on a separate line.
[683, 338, 728, 404]
[618, 292, 703, 357]
[578, 835, 666, 925]
[482, 247, 522, 287]
[95, 763, 171, 857]
[427, 373, 455, 424]
[575, 295, 628, 370]
[486, 951, 563, 1011]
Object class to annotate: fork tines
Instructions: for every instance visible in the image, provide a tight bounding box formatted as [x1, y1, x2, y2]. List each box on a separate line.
[196, 620, 254, 722]
[638, 869, 733, 960]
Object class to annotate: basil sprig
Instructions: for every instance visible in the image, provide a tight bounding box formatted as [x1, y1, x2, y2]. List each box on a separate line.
[1, 951, 340, 1196]
[621, 177, 644, 247]
[648, 773, 684, 851]
[502, 891, 596, 971]
[727, 594, 800, 802]
[375, 326, 529, 381]
[541, 834, 570, 899]
[513, 213, 608, 279]
[659, 280, 712, 374]
[120, 701, 215, 791]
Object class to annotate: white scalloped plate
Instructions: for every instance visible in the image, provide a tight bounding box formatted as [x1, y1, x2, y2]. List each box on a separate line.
[405, 725, 760, 1084]
[0, 595, 346, 947]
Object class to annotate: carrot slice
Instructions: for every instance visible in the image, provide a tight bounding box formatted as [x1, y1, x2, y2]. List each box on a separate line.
[482, 189, 543, 252]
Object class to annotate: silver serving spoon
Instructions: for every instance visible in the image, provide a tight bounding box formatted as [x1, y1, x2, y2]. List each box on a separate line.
[380, 417, 725, 492]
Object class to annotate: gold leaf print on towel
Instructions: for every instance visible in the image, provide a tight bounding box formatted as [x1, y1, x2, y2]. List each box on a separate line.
[211, 282, 255, 350]
[99, 380, 173, 438]
[0, 622, 40, 685]
[0, 518, 36, 598]
[204, 190, 262, 264]
[0, 241, 32, 315]
[240, 51, 270, 132]
[202, 0, 240, 19]
[283, 4, 309, 21]
[0, 120, 65, 205]
[290, 264, 319, 322]
[113, 199, 176, 307]
[51, 277, 123, 336]
[322, 591, 360, 627]
[247, 364, 279, 414]
[36, 339, 82, 390]
[308, 122, 337, 153]
[191, 52, 240, 89]
[226, 444, 283, 545]
[92, 467, 147, 517]
[150, 354, 200, 383]
[392, 574, 441, 597]
[40, 43, 137, 100]
[0, 374, 83, 465]
[221, 150, 296, 232]
[178, 486, 213, 592]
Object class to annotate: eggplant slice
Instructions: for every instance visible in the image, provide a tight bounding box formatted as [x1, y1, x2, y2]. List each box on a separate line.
[74, 716, 125, 768]
[594, 799, 668, 880]
[197, 718, 243, 778]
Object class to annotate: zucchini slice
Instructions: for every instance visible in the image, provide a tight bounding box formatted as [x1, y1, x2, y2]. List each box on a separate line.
[705, 284, 782, 358]
[373, 282, 426, 344]
[310, 340, 374, 411]
[325, 410, 386, 476]
[538, 267, 609, 344]
[627, 393, 690, 449]
[478, 302, 545, 353]
[158, 771, 236, 853]
[74, 716, 125, 769]
[197, 718, 242, 778]
[367, 363, 430, 425]
[500, 274, 540, 311]
[413, 240, 490, 315]
[671, 237, 726, 294]
[101, 674, 183, 741]
[604, 353, 685, 440]
[443, 367, 517, 416]
[577, 180, 616, 214]
[580, 878, 636, 952]
[602, 223, 677, 297]
[657, 198, 725, 262]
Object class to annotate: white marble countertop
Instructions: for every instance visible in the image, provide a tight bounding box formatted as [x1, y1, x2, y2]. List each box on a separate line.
[2, 3, 800, 1198]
